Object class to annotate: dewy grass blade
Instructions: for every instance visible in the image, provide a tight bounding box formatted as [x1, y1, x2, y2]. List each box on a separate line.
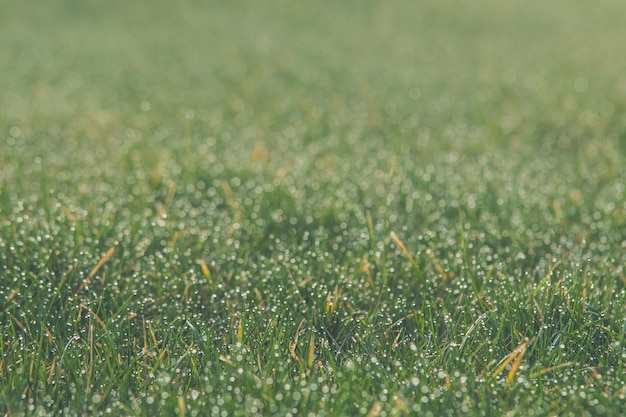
[186, 320, 206, 352]
[459, 311, 490, 353]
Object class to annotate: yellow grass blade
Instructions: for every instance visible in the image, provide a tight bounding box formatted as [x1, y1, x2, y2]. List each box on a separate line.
[5, 288, 19, 303]
[492, 338, 534, 383]
[219, 355, 234, 366]
[88, 247, 115, 279]
[530, 362, 574, 379]
[199, 259, 212, 282]
[177, 396, 186, 417]
[506, 345, 527, 385]
[75, 247, 115, 296]
[491, 350, 519, 380]
[237, 317, 244, 344]
[307, 333, 315, 369]
[390, 231, 415, 264]
[366, 402, 383, 417]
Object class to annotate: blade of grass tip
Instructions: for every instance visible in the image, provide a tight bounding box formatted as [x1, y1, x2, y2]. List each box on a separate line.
[549, 321, 569, 354]
[59, 335, 81, 368]
[530, 362, 574, 379]
[199, 259, 212, 284]
[222, 182, 238, 210]
[237, 316, 244, 344]
[390, 231, 419, 270]
[325, 290, 335, 315]
[178, 396, 186, 417]
[366, 401, 383, 417]
[307, 333, 315, 369]
[142, 318, 149, 352]
[290, 319, 305, 365]
[148, 322, 159, 349]
[506, 344, 527, 385]
[491, 349, 519, 381]
[10, 314, 26, 332]
[459, 311, 489, 352]
[47, 357, 57, 384]
[75, 247, 115, 296]
[289, 338, 301, 366]
[79, 303, 106, 328]
[219, 355, 235, 366]
[5, 288, 19, 303]
[85, 320, 94, 397]
[492, 338, 534, 382]
[390, 232, 413, 262]
[186, 320, 206, 352]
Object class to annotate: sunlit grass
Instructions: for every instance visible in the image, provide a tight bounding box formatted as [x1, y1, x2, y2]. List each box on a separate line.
[1, 0, 625, 415]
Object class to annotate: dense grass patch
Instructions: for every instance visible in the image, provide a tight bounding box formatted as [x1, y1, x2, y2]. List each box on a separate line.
[1, 0, 625, 415]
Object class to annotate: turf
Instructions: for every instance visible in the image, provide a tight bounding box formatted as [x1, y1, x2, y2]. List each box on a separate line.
[1, 0, 625, 415]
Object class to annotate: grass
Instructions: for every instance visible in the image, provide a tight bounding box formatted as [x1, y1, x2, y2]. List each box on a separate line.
[1, 0, 625, 415]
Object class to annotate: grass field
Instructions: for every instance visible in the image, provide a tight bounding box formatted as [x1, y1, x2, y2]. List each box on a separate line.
[1, 0, 626, 415]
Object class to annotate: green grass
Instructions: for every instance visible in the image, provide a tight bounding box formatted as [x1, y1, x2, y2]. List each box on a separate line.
[1, 0, 626, 415]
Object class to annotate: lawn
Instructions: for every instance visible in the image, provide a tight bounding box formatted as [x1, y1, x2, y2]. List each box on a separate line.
[1, 0, 625, 415]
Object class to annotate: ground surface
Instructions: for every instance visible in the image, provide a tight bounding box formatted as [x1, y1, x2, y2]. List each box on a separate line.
[1, 0, 626, 415]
